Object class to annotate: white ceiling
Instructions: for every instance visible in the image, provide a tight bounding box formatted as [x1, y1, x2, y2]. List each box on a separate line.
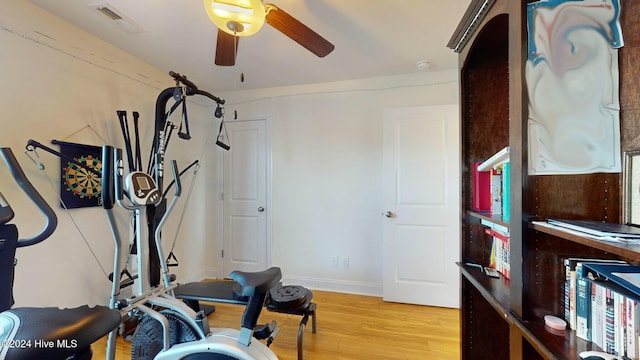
[28, 0, 470, 92]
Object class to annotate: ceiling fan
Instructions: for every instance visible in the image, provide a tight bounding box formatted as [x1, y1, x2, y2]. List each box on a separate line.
[203, 0, 335, 66]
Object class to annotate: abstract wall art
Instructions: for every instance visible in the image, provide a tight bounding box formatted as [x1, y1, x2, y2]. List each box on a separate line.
[526, 0, 624, 175]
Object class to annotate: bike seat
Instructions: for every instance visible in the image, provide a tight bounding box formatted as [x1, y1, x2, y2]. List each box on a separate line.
[1, 305, 121, 359]
[230, 267, 282, 297]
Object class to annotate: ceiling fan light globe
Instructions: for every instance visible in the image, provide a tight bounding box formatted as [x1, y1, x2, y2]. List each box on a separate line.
[204, 0, 265, 36]
[226, 21, 245, 33]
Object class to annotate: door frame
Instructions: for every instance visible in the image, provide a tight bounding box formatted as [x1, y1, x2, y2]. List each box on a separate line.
[216, 114, 273, 278]
[382, 104, 460, 307]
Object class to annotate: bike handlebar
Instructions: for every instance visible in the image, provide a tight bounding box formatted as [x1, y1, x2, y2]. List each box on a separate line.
[0, 148, 57, 247]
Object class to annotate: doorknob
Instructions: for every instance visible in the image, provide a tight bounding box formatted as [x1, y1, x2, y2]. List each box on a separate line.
[385, 211, 394, 218]
[258, 206, 265, 212]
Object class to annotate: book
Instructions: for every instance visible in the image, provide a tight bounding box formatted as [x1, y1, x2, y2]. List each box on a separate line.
[616, 292, 624, 356]
[548, 219, 640, 239]
[486, 228, 510, 279]
[502, 161, 510, 221]
[593, 282, 606, 349]
[576, 263, 591, 340]
[606, 289, 616, 354]
[626, 298, 638, 359]
[490, 167, 502, 215]
[564, 258, 627, 329]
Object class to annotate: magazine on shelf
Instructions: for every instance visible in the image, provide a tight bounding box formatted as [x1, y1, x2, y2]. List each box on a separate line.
[547, 219, 640, 238]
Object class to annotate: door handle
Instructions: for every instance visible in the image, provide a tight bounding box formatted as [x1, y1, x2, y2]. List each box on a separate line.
[258, 206, 265, 212]
[385, 211, 394, 218]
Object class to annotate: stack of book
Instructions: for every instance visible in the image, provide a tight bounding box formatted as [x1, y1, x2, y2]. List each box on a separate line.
[482, 219, 510, 279]
[487, 228, 509, 279]
[472, 147, 510, 220]
[564, 258, 640, 358]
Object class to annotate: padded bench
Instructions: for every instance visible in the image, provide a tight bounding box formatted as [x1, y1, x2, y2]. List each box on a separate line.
[174, 281, 316, 360]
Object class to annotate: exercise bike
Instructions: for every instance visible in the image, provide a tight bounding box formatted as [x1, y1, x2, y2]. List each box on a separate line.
[101, 145, 281, 359]
[0, 147, 122, 359]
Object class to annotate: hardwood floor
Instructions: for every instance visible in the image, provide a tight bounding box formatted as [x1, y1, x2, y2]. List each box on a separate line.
[92, 290, 460, 359]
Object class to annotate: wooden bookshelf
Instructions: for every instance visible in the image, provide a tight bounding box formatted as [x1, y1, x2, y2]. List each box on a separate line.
[514, 320, 598, 360]
[530, 222, 640, 260]
[459, 263, 510, 316]
[451, 0, 640, 358]
[467, 210, 510, 229]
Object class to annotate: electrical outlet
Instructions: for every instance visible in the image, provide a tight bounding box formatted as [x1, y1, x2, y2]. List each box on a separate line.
[330, 255, 338, 267]
[341, 257, 350, 268]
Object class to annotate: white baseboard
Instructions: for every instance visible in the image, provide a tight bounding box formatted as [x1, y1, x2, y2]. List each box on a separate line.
[182, 271, 209, 284]
[204, 267, 219, 280]
[281, 275, 382, 297]
[182, 271, 383, 297]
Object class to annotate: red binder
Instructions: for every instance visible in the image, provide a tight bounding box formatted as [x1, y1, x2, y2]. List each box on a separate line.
[472, 162, 491, 211]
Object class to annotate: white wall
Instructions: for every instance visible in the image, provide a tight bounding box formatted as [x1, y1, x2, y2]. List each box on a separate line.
[0, 0, 220, 307]
[1, 0, 459, 308]
[218, 71, 459, 295]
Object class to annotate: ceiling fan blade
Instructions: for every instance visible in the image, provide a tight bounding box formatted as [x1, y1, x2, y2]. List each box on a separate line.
[215, 29, 239, 66]
[265, 4, 334, 58]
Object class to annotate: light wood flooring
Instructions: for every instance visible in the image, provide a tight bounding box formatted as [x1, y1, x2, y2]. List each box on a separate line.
[93, 290, 460, 359]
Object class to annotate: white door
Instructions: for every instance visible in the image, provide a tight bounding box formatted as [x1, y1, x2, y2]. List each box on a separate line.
[382, 105, 460, 308]
[222, 119, 269, 275]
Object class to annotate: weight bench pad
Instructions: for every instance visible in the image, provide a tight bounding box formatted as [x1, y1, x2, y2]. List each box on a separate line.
[174, 281, 246, 305]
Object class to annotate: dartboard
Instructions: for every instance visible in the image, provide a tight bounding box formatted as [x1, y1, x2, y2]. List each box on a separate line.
[63, 155, 102, 199]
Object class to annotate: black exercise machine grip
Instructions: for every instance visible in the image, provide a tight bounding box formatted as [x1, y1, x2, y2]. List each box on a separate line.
[116, 111, 135, 173]
[132, 111, 142, 171]
[0, 148, 57, 248]
[114, 148, 124, 202]
[101, 146, 115, 210]
[216, 140, 231, 151]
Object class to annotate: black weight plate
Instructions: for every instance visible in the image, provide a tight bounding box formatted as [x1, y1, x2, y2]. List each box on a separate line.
[268, 285, 308, 309]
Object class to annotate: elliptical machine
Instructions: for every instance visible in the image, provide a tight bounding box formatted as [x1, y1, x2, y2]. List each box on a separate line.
[101, 145, 282, 359]
[0, 147, 121, 359]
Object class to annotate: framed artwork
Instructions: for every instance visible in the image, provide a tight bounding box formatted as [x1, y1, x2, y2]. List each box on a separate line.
[526, 0, 624, 175]
[623, 149, 640, 225]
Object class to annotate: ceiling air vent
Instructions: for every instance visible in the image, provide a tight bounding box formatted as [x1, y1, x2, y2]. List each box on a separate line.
[96, 6, 123, 21]
[89, 3, 145, 35]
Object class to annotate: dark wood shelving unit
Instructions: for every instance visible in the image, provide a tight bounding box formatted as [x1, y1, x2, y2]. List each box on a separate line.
[467, 210, 510, 228]
[530, 222, 640, 260]
[450, 0, 640, 358]
[515, 320, 597, 360]
[459, 264, 510, 312]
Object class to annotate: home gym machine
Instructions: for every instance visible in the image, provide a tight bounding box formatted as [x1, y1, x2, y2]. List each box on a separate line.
[0, 147, 122, 359]
[141, 71, 317, 360]
[102, 144, 283, 359]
